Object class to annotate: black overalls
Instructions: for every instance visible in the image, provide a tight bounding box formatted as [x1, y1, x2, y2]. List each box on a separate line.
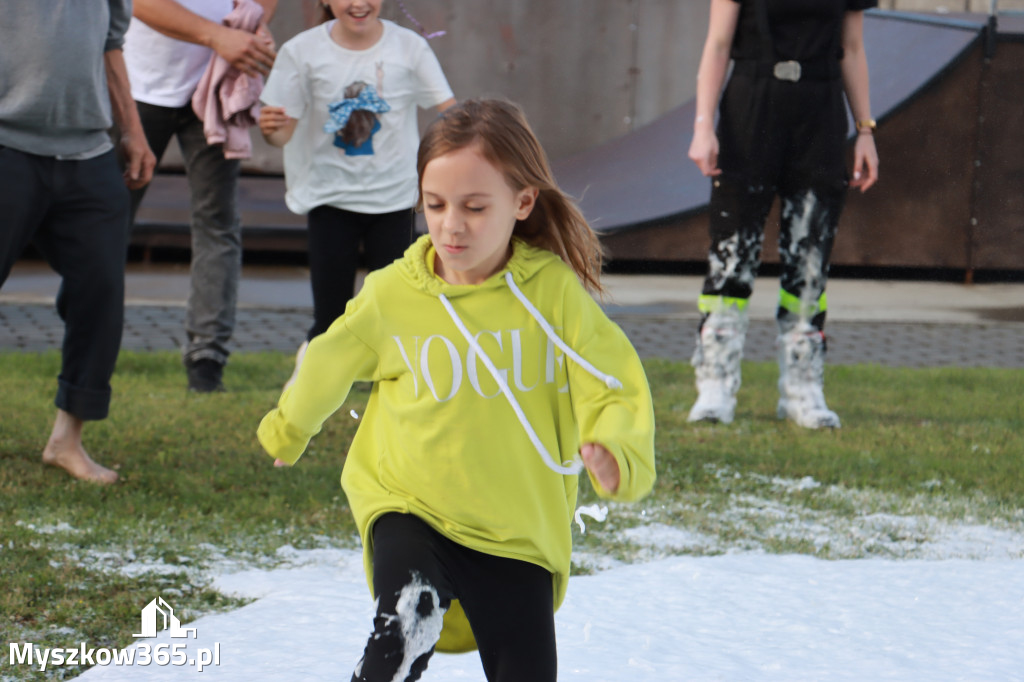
[701, 0, 857, 333]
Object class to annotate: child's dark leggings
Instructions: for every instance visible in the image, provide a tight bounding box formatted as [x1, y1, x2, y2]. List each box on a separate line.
[306, 205, 414, 340]
[352, 513, 557, 682]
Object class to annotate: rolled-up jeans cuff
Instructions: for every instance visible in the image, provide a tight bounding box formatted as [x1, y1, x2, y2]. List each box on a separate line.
[55, 379, 111, 421]
[183, 348, 228, 366]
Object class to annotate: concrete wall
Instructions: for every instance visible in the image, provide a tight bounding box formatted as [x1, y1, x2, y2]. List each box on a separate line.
[404, 0, 709, 160]
[202, 0, 710, 173]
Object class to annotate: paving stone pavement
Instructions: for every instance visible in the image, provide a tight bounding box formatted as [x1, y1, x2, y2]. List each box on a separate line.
[2, 302, 1021, 369]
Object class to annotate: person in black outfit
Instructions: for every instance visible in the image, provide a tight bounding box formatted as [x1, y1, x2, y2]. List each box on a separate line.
[686, 0, 879, 428]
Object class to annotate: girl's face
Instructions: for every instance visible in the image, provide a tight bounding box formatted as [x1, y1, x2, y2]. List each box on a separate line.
[327, 0, 383, 46]
[422, 143, 538, 286]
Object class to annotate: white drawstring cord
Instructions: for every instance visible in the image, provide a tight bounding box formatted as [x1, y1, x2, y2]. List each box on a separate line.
[504, 273, 622, 390]
[438, 293, 584, 475]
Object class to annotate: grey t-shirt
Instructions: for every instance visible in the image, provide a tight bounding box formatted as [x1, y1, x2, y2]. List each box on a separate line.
[0, 0, 132, 158]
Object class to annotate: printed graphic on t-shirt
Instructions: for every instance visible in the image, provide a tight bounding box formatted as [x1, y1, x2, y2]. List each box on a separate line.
[323, 80, 391, 156]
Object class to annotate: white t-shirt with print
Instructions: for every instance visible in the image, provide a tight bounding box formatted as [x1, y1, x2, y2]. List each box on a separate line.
[261, 19, 454, 215]
[124, 0, 234, 107]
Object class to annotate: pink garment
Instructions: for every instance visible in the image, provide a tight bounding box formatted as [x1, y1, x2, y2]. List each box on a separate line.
[191, 0, 265, 160]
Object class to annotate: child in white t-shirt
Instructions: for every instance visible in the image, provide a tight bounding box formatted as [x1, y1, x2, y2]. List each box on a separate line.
[259, 0, 455, 382]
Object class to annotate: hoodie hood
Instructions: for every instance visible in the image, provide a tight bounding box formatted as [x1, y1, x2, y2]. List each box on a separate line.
[395, 233, 555, 298]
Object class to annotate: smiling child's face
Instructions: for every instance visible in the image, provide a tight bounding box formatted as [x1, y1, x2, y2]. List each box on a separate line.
[328, 0, 383, 44]
[421, 143, 538, 286]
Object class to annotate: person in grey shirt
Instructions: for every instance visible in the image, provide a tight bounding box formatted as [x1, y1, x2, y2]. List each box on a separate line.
[0, 0, 156, 483]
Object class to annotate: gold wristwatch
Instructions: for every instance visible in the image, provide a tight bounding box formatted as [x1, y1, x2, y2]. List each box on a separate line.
[856, 118, 877, 133]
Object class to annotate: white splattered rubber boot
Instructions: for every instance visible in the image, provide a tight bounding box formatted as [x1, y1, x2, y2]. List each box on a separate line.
[776, 323, 841, 429]
[688, 309, 748, 424]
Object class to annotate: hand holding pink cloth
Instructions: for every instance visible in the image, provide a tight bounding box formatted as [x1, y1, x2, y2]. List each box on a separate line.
[191, 0, 266, 159]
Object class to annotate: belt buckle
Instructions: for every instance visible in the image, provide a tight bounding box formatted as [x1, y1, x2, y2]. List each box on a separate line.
[773, 60, 801, 82]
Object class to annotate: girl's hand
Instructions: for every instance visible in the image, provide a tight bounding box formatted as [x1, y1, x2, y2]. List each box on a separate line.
[259, 107, 298, 147]
[259, 106, 289, 136]
[850, 133, 879, 193]
[688, 127, 722, 177]
[273, 458, 291, 468]
[580, 443, 620, 493]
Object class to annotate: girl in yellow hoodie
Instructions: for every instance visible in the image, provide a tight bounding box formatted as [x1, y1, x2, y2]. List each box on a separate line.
[258, 98, 656, 682]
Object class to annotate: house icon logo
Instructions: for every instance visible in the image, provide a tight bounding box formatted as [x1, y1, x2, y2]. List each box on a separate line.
[133, 597, 197, 639]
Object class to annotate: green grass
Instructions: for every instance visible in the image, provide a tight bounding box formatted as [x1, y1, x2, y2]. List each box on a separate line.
[569, 359, 1024, 569]
[1, 351, 366, 679]
[1, 351, 1022, 679]
[642, 360, 1024, 503]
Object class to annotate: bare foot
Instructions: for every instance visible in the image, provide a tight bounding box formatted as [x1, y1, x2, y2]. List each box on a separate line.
[41, 410, 119, 484]
[42, 441, 119, 483]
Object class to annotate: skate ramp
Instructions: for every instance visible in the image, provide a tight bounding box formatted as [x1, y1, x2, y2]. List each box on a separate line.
[550, 10, 989, 237]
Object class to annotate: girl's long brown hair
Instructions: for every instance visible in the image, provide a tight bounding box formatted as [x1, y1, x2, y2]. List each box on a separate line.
[417, 99, 605, 293]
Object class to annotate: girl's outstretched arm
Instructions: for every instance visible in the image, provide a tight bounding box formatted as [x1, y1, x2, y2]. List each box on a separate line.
[564, 279, 656, 502]
[257, 314, 378, 466]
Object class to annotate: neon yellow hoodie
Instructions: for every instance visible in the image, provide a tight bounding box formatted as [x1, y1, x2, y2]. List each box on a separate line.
[257, 234, 656, 652]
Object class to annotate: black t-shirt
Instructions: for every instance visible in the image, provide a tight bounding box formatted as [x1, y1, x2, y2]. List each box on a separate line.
[729, 0, 878, 62]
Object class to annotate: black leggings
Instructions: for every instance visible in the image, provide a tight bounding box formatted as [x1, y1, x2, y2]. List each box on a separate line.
[704, 176, 844, 332]
[306, 205, 414, 340]
[352, 513, 557, 682]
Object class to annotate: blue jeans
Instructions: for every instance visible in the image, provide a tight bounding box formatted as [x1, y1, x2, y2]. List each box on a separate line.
[130, 102, 241, 365]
